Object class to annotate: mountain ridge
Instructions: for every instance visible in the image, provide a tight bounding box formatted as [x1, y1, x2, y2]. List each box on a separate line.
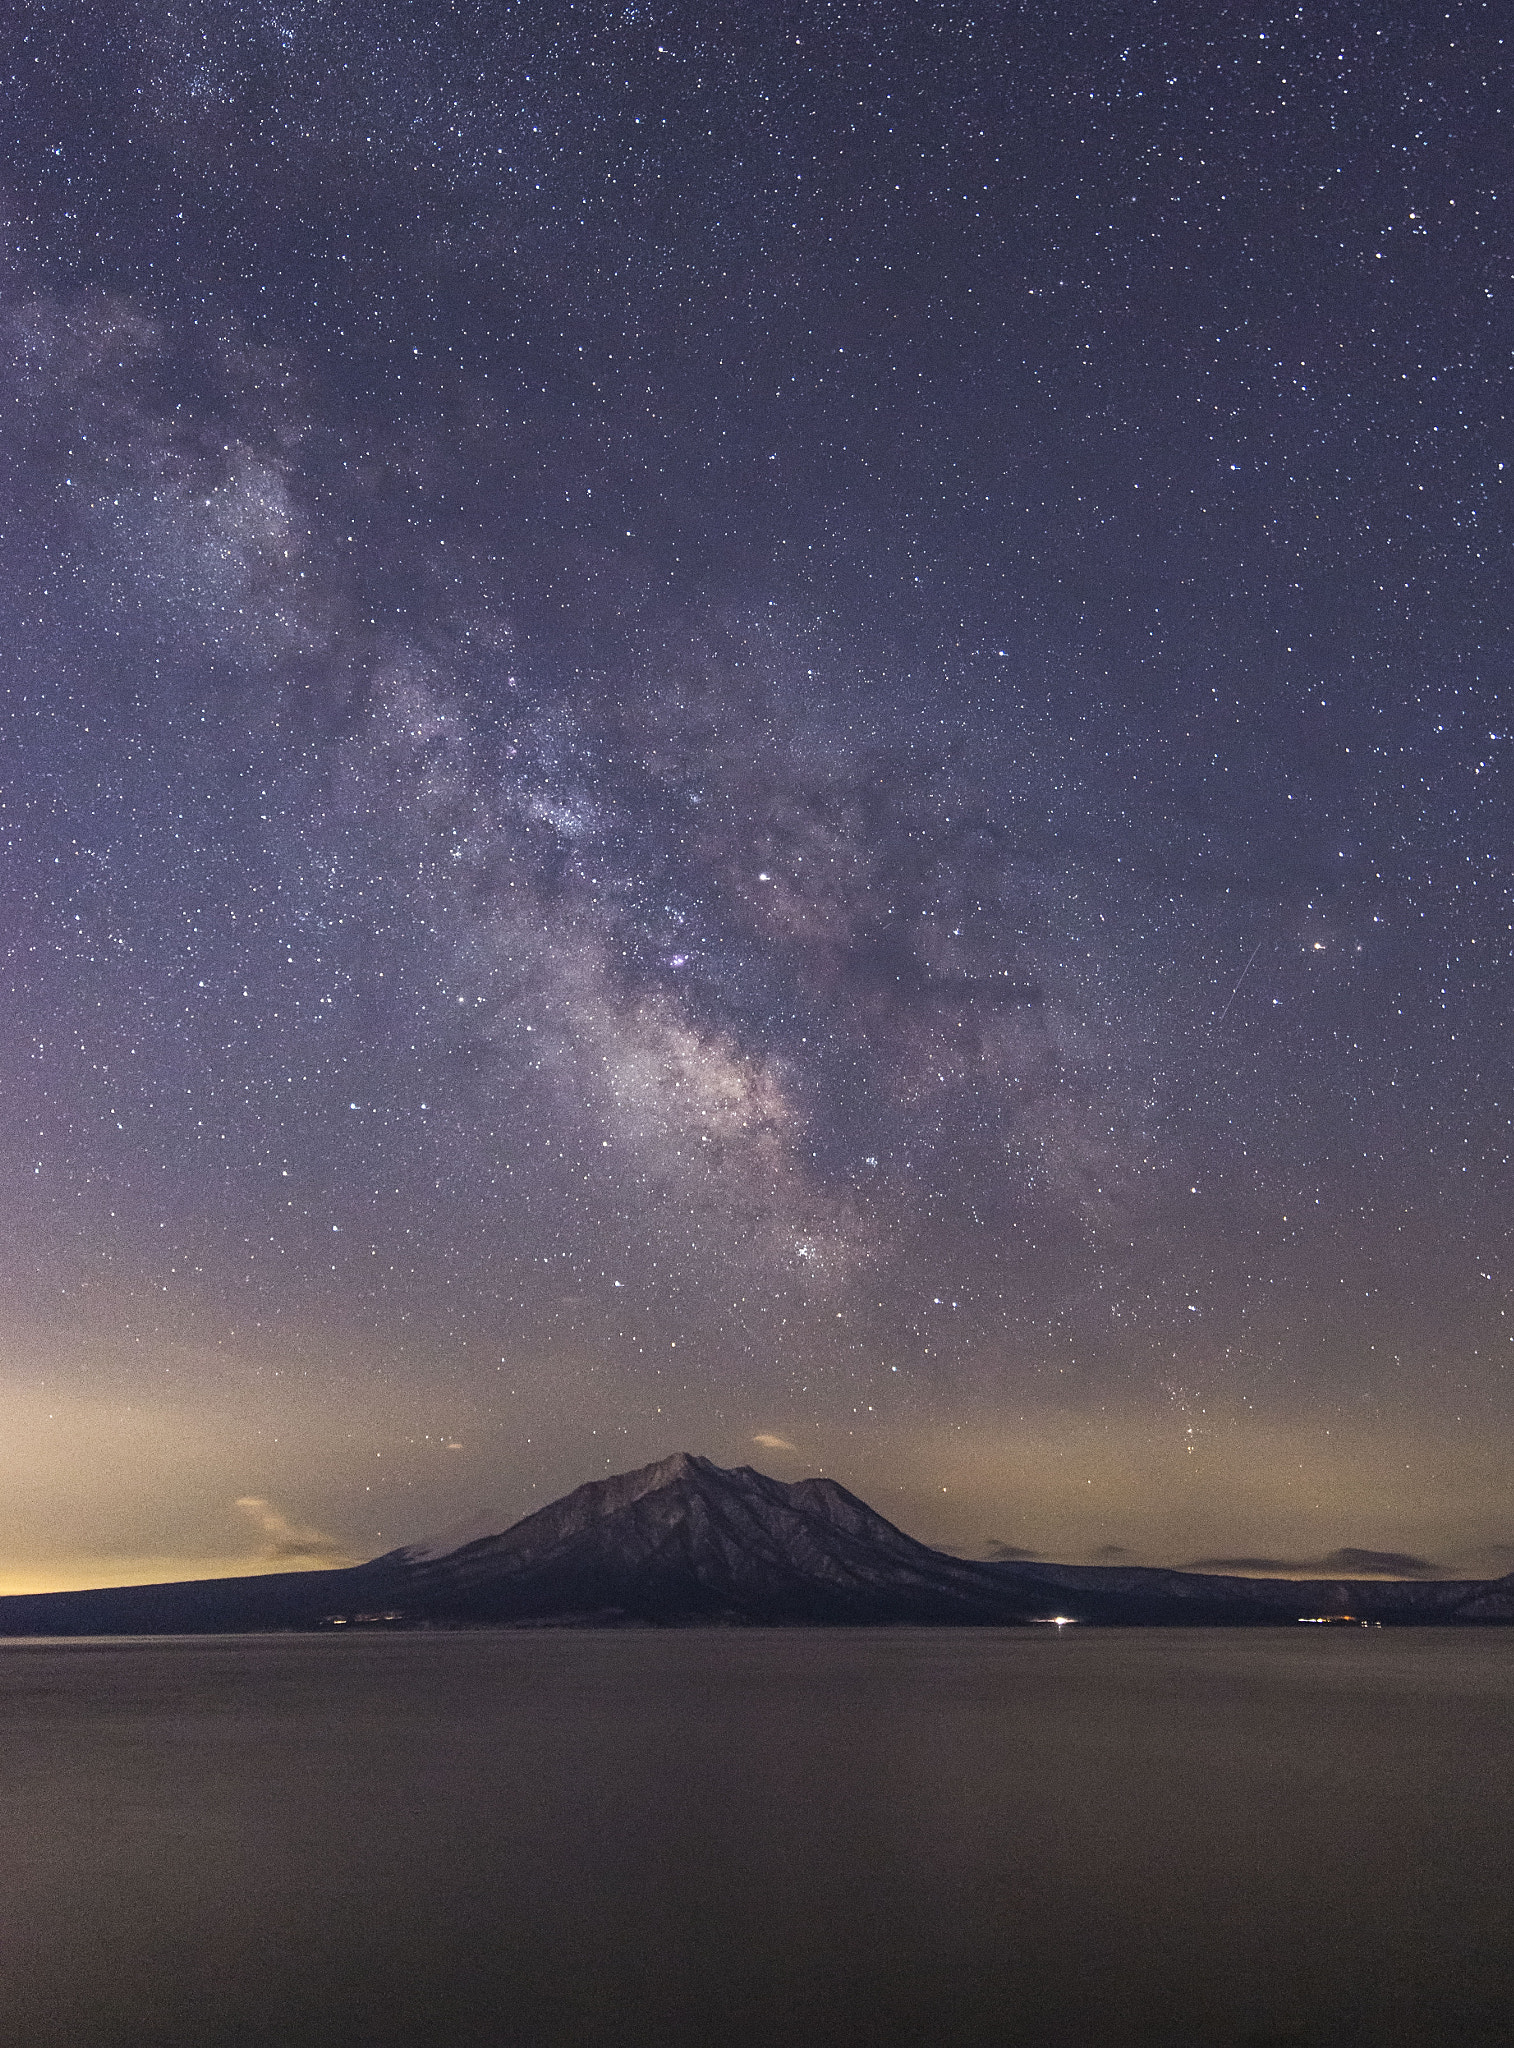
[3, 1452, 1510, 1633]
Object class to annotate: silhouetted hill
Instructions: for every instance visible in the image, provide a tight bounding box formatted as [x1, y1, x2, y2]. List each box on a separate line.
[3, 1452, 1510, 1632]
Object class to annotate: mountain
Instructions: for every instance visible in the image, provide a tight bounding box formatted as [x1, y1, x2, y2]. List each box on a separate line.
[2, 1453, 1510, 1633]
[367, 1452, 1026, 1625]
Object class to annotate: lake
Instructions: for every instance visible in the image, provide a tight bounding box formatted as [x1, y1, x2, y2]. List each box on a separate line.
[1, 1629, 1509, 2046]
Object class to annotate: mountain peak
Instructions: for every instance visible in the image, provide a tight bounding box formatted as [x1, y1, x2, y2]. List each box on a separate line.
[639, 1450, 709, 1486]
[570, 1449, 715, 1511]
[430, 1451, 726, 1565]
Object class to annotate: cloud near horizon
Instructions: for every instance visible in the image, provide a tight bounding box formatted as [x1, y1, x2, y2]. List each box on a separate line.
[1188, 1546, 1441, 1579]
[234, 1497, 347, 1567]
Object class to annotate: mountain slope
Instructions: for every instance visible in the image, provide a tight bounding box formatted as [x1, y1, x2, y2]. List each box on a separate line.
[1, 1453, 1508, 1632]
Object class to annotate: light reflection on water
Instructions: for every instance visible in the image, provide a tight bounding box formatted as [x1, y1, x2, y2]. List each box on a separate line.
[2, 1628, 1510, 2047]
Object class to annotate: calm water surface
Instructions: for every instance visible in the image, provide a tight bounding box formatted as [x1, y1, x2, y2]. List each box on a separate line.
[1, 1629, 1510, 2047]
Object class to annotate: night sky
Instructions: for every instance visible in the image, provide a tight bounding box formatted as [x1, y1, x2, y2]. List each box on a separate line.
[3, 1, 1510, 1592]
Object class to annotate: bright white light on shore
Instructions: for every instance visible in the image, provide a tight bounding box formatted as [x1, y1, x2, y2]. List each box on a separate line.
[1035, 1615, 1076, 1629]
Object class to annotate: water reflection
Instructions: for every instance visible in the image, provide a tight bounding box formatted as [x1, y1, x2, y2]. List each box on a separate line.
[1, 1629, 1510, 2046]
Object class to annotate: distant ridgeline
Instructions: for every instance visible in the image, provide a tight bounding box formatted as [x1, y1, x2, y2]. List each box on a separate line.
[4, 1455, 1511, 1633]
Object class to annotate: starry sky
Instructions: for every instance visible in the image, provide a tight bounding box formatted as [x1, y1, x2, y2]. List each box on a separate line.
[2, 0, 1510, 1592]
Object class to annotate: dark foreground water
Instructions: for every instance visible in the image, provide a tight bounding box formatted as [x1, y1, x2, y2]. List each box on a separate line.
[1, 1630, 1510, 2048]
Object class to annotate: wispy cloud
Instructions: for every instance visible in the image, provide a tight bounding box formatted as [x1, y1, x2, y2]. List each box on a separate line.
[752, 1433, 798, 1452]
[234, 1496, 346, 1567]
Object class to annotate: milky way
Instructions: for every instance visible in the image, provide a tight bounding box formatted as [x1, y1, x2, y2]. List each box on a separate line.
[1, 2, 1509, 1585]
